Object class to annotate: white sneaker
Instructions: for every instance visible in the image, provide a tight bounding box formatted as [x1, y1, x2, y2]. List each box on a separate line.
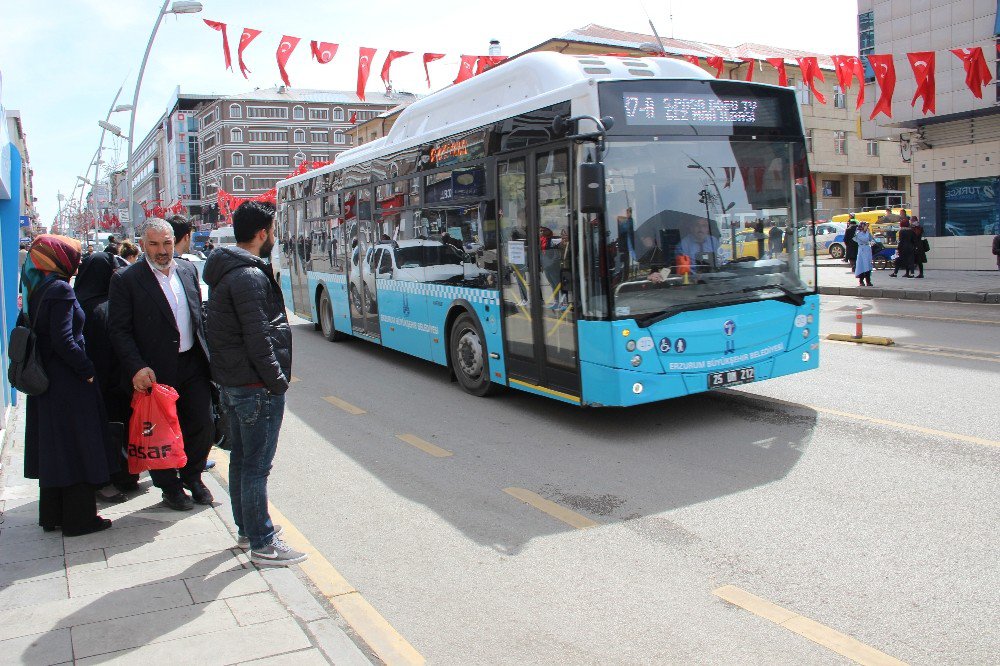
[250, 537, 308, 567]
[237, 524, 284, 550]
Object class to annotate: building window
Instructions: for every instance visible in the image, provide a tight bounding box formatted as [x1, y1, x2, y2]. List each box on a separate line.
[229, 104, 242, 119]
[834, 130, 847, 155]
[333, 107, 345, 121]
[858, 11, 875, 83]
[247, 106, 289, 119]
[866, 140, 879, 157]
[250, 178, 281, 190]
[883, 176, 899, 190]
[805, 129, 813, 153]
[313, 154, 329, 162]
[200, 110, 217, 128]
[250, 154, 290, 166]
[231, 127, 243, 142]
[293, 129, 306, 143]
[822, 180, 842, 197]
[309, 108, 330, 120]
[232, 152, 244, 167]
[854, 180, 870, 196]
[334, 130, 346, 144]
[795, 78, 812, 106]
[248, 130, 289, 142]
[292, 105, 305, 120]
[232, 176, 245, 191]
[834, 86, 846, 109]
[310, 130, 329, 143]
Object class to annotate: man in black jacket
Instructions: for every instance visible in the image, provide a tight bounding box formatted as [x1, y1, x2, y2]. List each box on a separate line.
[108, 218, 215, 510]
[203, 201, 306, 567]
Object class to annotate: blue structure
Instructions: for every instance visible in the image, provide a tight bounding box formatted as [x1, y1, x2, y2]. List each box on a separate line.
[0, 85, 24, 414]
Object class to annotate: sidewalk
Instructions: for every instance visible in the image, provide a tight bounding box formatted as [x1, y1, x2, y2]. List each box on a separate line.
[0, 400, 372, 666]
[815, 264, 1000, 303]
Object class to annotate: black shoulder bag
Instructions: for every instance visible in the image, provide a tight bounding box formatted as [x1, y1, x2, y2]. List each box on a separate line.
[8, 282, 55, 396]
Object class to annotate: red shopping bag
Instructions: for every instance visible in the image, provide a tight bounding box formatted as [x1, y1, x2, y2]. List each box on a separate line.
[127, 383, 187, 474]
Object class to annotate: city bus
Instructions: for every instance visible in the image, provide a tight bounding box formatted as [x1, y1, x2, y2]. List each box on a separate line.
[274, 52, 819, 407]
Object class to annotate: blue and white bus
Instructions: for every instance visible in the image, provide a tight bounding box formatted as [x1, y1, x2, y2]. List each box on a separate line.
[275, 52, 819, 407]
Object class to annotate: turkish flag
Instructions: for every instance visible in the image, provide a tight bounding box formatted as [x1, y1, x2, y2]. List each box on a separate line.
[203, 20, 231, 71]
[454, 55, 477, 84]
[381, 50, 412, 88]
[237, 28, 262, 79]
[907, 51, 936, 114]
[311, 41, 338, 64]
[866, 54, 896, 119]
[830, 55, 866, 109]
[705, 56, 725, 78]
[349, 111, 357, 124]
[475, 55, 507, 75]
[766, 57, 788, 86]
[357, 47, 377, 101]
[740, 58, 755, 82]
[423, 53, 445, 87]
[682, 55, 699, 66]
[276, 36, 300, 87]
[950, 47, 993, 98]
[795, 57, 826, 104]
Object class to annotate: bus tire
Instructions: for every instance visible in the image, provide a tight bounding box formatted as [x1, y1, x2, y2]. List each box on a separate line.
[318, 288, 348, 342]
[449, 312, 497, 397]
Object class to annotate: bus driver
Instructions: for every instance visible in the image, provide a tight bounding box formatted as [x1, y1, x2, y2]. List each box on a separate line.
[648, 217, 721, 282]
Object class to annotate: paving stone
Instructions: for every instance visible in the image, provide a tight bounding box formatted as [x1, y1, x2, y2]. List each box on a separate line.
[0, 522, 64, 545]
[63, 513, 220, 554]
[0, 577, 69, 612]
[0, 627, 73, 666]
[956, 292, 987, 303]
[63, 548, 107, 574]
[0, 554, 65, 587]
[0, 579, 192, 642]
[103, 530, 236, 568]
[0, 533, 65, 565]
[68, 549, 246, 597]
[0, 494, 37, 511]
[185, 567, 269, 603]
[0, 483, 38, 501]
[75, 618, 312, 665]
[259, 567, 329, 622]
[306, 618, 372, 666]
[225, 591, 290, 626]
[904, 289, 931, 300]
[929, 290, 958, 301]
[71, 598, 238, 659]
[242, 648, 332, 665]
[0, 504, 43, 528]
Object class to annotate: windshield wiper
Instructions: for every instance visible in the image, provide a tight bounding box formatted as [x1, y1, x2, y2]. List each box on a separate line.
[742, 283, 806, 306]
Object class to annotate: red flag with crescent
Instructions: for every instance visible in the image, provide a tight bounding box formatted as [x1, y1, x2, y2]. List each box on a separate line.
[475, 55, 507, 75]
[203, 20, 231, 71]
[830, 55, 866, 108]
[795, 57, 826, 104]
[950, 47, 993, 98]
[766, 57, 788, 86]
[866, 54, 896, 119]
[423, 53, 445, 87]
[381, 50, 412, 87]
[454, 55, 477, 84]
[311, 41, 338, 64]
[740, 58, 755, 82]
[682, 55, 699, 66]
[349, 111, 357, 124]
[276, 36, 300, 87]
[357, 47, 377, 101]
[705, 56, 724, 78]
[237, 28, 262, 79]
[907, 51, 936, 114]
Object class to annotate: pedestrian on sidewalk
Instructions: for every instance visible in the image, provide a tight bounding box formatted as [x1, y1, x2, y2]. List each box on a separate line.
[21, 235, 116, 536]
[992, 233, 1000, 270]
[890, 216, 915, 278]
[913, 223, 929, 278]
[75, 251, 139, 497]
[108, 218, 215, 511]
[844, 216, 859, 271]
[854, 222, 874, 287]
[204, 201, 307, 567]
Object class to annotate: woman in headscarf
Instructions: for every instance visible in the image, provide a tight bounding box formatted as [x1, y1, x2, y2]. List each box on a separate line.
[76, 251, 139, 497]
[22, 235, 116, 536]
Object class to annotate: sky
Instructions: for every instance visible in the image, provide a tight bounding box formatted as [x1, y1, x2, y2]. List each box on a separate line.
[0, 0, 859, 224]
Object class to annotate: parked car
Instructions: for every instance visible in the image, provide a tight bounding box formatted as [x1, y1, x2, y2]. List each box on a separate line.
[814, 222, 848, 258]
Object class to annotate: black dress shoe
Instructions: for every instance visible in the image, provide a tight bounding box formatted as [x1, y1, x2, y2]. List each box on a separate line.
[162, 488, 194, 511]
[64, 517, 112, 537]
[184, 480, 214, 505]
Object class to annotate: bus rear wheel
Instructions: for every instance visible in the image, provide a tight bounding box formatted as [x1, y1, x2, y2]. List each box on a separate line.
[319, 289, 348, 342]
[450, 313, 497, 397]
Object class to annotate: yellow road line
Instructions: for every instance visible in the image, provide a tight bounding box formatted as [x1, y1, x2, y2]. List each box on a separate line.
[396, 434, 453, 458]
[713, 585, 907, 666]
[323, 395, 366, 415]
[209, 450, 425, 665]
[289, 375, 302, 383]
[722, 391, 1000, 449]
[863, 312, 998, 325]
[503, 487, 598, 529]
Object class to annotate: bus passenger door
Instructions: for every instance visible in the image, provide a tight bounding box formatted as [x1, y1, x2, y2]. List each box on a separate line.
[498, 150, 580, 400]
[289, 200, 311, 318]
[347, 189, 381, 339]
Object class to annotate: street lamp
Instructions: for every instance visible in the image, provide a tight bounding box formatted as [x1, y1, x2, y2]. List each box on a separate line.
[98, 120, 125, 136]
[124, 0, 203, 240]
[112, 104, 134, 113]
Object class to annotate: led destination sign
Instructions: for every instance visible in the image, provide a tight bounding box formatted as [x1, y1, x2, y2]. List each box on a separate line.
[622, 92, 781, 127]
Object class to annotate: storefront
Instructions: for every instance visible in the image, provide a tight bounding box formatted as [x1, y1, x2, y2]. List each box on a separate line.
[942, 177, 999, 237]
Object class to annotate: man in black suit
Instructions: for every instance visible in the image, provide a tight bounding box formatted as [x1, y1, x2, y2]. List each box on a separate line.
[109, 218, 214, 511]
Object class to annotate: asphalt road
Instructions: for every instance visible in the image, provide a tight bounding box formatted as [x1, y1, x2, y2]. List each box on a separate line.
[266, 298, 1000, 665]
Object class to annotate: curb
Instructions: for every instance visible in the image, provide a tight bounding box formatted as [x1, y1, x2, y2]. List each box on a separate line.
[818, 286, 1000, 303]
[827, 333, 895, 346]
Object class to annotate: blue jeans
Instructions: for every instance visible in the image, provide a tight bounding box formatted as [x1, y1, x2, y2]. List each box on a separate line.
[221, 386, 285, 550]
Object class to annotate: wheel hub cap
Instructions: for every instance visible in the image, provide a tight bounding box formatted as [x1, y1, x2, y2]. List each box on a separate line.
[457, 330, 483, 378]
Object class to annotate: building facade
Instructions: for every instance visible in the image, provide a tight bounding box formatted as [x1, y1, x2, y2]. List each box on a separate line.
[525, 24, 912, 220]
[858, 0, 999, 270]
[197, 87, 412, 225]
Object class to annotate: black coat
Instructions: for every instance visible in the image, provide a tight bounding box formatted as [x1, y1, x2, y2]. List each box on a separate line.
[108, 258, 209, 389]
[24, 280, 116, 488]
[844, 224, 859, 261]
[77, 253, 130, 423]
[897, 227, 916, 264]
[203, 247, 291, 394]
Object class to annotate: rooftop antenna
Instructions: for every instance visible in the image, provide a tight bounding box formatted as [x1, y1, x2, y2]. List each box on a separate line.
[640, 0, 668, 54]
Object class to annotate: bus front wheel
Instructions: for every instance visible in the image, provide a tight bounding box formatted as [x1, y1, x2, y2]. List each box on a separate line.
[450, 313, 497, 397]
[319, 289, 348, 342]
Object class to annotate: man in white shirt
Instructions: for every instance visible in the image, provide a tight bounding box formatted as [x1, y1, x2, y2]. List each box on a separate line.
[676, 218, 721, 272]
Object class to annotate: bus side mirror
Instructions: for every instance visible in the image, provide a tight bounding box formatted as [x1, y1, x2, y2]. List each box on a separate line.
[579, 162, 606, 214]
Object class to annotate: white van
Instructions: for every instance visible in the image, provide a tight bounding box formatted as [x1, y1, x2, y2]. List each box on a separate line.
[209, 226, 236, 248]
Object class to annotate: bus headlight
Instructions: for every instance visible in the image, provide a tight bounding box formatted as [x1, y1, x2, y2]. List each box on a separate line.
[631, 355, 642, 367]
[802, 352, 810, 362]
[626, 340, 637, 352]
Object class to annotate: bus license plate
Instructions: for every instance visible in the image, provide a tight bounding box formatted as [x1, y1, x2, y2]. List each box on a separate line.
[708, 367, 755, 389]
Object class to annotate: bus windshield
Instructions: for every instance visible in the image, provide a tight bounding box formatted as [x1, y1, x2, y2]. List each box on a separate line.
[603, 137, 816, 322]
